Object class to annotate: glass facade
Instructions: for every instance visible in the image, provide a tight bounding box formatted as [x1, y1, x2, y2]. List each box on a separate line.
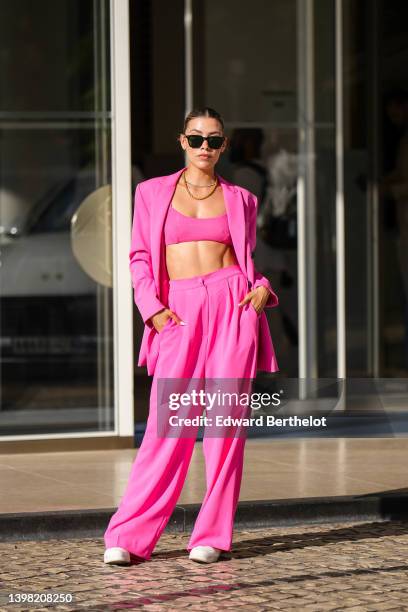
[197, 0, 304, 378]
[343, 0, 408, 378]
[1, 0, 408, 442]
[0, 0, 114, 436]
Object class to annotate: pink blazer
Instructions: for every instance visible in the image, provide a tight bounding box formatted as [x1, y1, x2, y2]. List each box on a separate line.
[129, 166, 280, 375]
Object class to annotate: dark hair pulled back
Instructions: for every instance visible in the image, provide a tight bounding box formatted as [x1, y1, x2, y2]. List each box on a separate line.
[182, 107, 224, 133]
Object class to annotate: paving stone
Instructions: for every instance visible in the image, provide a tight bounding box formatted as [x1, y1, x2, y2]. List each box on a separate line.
[1, 521, 408, 610]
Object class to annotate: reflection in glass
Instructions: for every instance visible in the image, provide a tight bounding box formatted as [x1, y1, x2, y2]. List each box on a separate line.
[0, 0, 113, 435]
[196, 0, 336, 377]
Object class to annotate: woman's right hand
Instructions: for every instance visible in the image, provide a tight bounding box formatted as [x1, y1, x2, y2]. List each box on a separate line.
[151, 308, 184, 333]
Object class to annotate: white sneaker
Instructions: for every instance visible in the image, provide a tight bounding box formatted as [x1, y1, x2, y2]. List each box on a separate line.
[189, 546, 221, 563]
[104, 547, 131, 565]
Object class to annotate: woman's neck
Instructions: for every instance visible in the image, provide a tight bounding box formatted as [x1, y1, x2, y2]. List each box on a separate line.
[184, 165, 216, 185]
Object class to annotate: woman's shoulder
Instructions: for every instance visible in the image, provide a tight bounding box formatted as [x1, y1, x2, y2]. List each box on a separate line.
[136, 174, 166, 190]
[237, 184, 257, 202]
[229, 180, 257, 205]
[134, 173, 172, 203]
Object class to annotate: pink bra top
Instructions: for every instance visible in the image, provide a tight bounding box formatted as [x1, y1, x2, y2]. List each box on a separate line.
[164, 204, 233, 247]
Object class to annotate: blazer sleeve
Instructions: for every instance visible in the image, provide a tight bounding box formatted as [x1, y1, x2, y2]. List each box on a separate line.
[129, 182, 167, 329]
[248, 192, 279, 308]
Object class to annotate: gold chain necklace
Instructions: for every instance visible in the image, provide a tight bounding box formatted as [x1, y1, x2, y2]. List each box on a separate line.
[183, 169, 218, 200]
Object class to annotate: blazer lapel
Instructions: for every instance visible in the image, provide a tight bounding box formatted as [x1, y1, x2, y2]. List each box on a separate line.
[217, 174, 247, 283]
[150, 167, 186, 289]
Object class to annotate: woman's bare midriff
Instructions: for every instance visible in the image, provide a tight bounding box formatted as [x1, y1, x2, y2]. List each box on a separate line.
[166, 241, 238, 280]
[165, 181, 238, 280]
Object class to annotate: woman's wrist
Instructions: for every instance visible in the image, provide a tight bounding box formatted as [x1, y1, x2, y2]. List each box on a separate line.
[255, 285, 271, 300]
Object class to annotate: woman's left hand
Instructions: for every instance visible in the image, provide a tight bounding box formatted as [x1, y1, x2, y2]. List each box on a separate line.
[238, 285, 271, 315]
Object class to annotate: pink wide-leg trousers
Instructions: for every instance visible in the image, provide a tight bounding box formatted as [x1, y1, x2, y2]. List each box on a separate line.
[104, 264, 259, 559]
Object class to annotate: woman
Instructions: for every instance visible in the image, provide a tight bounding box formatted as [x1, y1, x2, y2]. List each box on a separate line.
[103, 107, 279, 565]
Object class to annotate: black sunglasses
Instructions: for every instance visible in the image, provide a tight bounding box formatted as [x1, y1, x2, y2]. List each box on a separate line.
[183, 134, 225, 149]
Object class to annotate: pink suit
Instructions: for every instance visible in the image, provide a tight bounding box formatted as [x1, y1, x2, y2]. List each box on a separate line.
[104, 167, 279, 559]
[130, 166, 279, 376]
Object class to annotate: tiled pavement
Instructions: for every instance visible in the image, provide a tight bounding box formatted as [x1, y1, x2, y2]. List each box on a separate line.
[2, 439, 408, 515]
[1, 520, 408, 611]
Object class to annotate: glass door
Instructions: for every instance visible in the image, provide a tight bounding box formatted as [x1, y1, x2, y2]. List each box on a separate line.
[343, 0, 408, 379]
[0, 0, 114, 435]
[190, 0, 337, 378]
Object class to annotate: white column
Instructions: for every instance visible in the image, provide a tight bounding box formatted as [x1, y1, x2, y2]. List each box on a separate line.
[110, 0, 134, 436]
[297, 0, 318, 381]
[184, 0, 194, 166]
[335, 0, 346, 380]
